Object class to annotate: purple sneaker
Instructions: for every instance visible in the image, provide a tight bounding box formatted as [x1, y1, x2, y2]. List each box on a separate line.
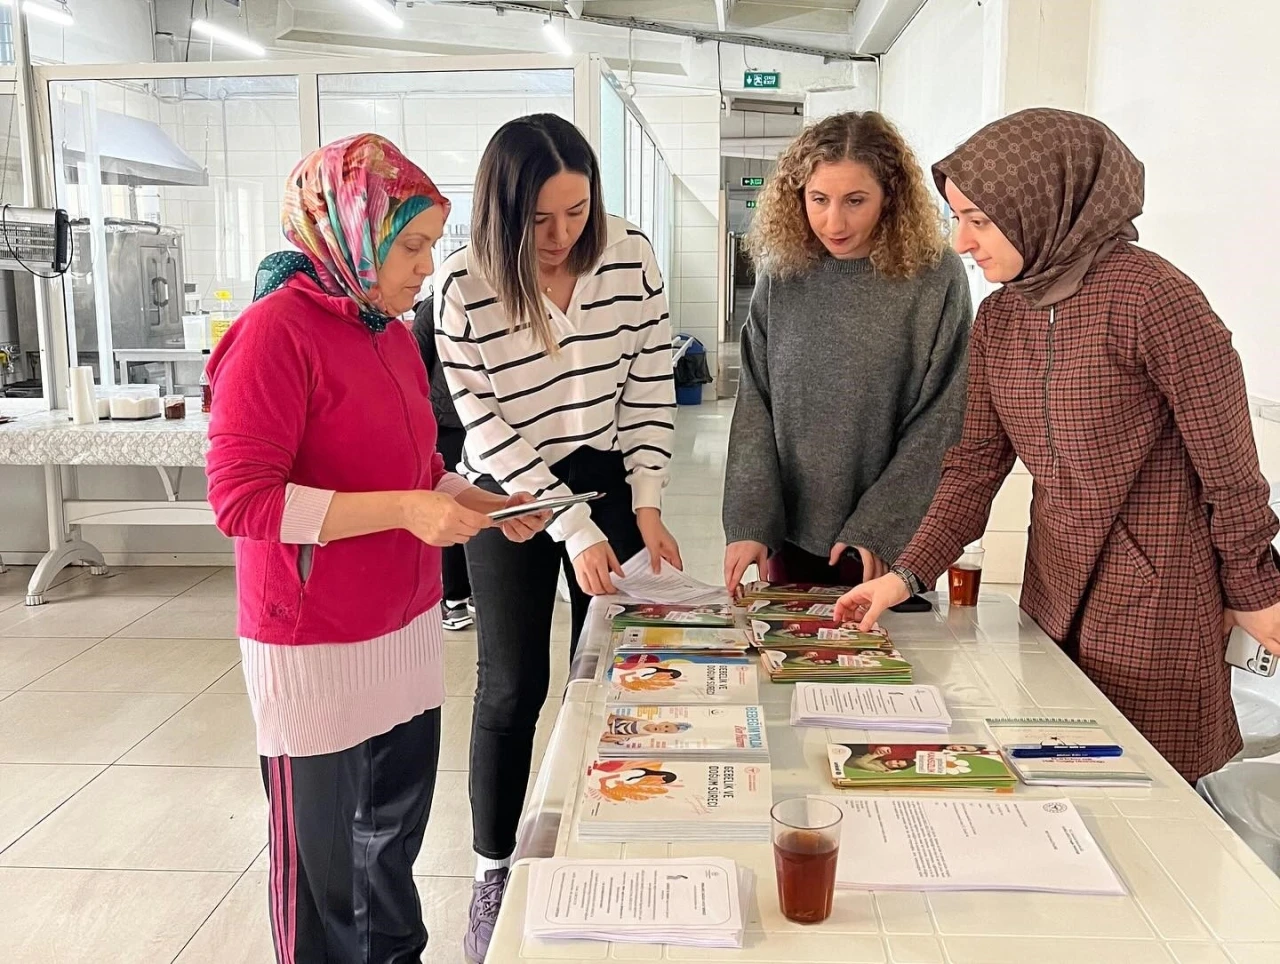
[464, 868, 508, 963]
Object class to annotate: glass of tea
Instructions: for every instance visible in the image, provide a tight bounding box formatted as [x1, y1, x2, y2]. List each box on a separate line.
[948, 545, 985, 607]
[771, 797, 842, 924]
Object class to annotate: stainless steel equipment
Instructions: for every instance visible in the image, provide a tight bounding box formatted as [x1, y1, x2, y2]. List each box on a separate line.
[15, 218, 187, 362]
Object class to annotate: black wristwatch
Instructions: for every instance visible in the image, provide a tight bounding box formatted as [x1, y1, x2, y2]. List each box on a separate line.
[890, 565, 926, 596]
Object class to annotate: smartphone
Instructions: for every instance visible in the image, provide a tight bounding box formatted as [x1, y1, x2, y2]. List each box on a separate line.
[1226, 625, 1278, 677]
[890, 595, 933, 613]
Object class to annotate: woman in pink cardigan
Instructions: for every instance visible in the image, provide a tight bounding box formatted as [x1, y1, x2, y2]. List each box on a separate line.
[206, 134, 544, 964]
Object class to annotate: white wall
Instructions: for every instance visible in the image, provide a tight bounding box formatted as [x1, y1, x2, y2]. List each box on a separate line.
[1086, 0, 1280, 400]
[634, 92, 723, 393]
[877, 0, 1028, 583]
[26, 0, 155, 65]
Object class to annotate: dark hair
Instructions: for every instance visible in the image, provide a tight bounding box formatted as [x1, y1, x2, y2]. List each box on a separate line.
[471, 113, 607, 353]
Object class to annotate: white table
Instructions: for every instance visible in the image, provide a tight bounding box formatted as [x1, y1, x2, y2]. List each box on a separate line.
[495, 592, 1280, 963]
[0, 409, 212, 604]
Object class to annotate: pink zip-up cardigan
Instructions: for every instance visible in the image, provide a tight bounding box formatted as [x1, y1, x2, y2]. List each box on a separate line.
[206, 273, 449, 645]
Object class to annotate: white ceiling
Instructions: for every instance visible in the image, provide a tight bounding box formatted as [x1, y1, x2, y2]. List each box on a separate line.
[154, 0, 892, 99]
[164, 0, 870, 61]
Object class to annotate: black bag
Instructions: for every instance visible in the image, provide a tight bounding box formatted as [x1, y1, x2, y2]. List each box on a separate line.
[674, 349, 713, 389]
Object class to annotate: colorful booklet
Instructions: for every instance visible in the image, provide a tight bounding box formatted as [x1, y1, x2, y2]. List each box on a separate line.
[741, 582, 851, 601]
[608, 603, 737, 629]
[608, 653, 759, 704]
[577, 759, 773, 842]
[749, 616, 892, 647]
[760, 646, 911, 684]
[614, 625, 751, 653]
[745, 598, 840, 620]
[598, 705, 769, 759]
[827, 743, 1017, 791]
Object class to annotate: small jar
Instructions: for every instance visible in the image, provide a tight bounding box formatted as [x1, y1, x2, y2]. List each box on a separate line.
[163, 395, 186, 420]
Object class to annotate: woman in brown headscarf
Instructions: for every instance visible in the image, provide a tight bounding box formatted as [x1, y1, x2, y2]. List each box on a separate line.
[835, 107, 1280, 782]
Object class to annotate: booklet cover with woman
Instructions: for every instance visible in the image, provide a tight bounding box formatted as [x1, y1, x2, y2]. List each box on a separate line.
[608, 603, 737, 629]
[608, 653, 760, 704]
[578, 759, 774, 841]
[827, 743, 1016, 791]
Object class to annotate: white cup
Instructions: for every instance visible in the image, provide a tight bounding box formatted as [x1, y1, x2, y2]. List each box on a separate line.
[183, 315, 208, 351]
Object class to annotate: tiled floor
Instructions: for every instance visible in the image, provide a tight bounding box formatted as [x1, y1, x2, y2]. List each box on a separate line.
[0, 402, 738, 964]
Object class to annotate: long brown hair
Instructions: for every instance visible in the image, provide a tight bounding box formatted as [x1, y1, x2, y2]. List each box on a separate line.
[747, 110, 945, 280]
[471, 114, 607, 353]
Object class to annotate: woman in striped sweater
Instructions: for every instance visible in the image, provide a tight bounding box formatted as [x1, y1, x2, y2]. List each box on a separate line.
[434, 114, 680, 961]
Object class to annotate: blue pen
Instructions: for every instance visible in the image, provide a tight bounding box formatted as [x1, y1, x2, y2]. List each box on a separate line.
[1009, 745, 1123, 759]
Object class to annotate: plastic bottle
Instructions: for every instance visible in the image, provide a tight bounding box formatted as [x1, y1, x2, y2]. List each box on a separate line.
[200, 348, 212, 414]
[209, 290, 235, 348]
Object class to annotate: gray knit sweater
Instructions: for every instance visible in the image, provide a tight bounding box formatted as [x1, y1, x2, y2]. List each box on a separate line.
[722, 248, 973, 564]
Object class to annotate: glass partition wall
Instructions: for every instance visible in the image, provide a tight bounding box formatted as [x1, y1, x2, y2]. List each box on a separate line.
[594, 67, 672, 284]
[18, 54, 675, 406]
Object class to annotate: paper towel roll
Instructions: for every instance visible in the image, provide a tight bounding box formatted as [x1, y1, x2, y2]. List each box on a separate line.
[68, 366, 98, 425]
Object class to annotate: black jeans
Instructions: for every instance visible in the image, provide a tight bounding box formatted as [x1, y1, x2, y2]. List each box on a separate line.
[465, 448, 645, 859]
[436, 427, 471, 603]
[261, 708, 440, 964]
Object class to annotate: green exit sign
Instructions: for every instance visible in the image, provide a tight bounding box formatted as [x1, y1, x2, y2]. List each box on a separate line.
[745, 200, 757, 209]
[743, 71, 780, 89]
[741, 176, 764, 188]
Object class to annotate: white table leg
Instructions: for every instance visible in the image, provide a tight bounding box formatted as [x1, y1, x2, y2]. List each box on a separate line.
[25, 464, 107, 606]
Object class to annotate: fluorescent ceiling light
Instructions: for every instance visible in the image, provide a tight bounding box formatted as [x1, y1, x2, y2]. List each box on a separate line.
[18, 1, 75, 27]
[543, 19, 572, 56]
[351, 0, 404, 29]
[190, 18, 266, 57]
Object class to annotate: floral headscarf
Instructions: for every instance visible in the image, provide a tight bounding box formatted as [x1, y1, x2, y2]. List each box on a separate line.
[254, 133, 450, 332]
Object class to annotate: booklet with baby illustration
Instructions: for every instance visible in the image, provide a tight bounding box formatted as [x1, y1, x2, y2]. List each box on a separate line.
[598, 705, 769, 759]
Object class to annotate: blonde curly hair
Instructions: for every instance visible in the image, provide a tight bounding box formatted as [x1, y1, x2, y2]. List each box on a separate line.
[747, 111, 946, 280]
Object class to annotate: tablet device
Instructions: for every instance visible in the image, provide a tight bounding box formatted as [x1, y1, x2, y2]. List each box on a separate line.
[487, 491, 601, 522]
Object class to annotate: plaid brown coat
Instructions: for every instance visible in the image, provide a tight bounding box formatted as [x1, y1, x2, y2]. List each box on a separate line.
[898, 243, 1280, 781]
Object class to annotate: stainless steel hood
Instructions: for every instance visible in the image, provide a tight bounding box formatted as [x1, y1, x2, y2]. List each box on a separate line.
[58, 103, 209, 188]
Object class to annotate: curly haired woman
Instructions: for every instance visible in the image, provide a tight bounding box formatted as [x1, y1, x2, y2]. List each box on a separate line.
[723, 110, 974, 592]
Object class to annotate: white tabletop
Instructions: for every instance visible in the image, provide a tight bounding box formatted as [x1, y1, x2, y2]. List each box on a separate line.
[494, 591, 1280, 963]
[0, 409, 210, 467]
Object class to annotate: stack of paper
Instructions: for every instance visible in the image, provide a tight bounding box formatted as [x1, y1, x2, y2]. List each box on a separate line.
[985, 717, 1152, 787]
[608, 602, 736, 629]
[608, 653, 759, 704]
[577, 759, 773, 842]
[525, 858, 754, 949]
[823, 795, 1126, 895]
[760, 644, 912, 684]
[614, 551, 730, 606]
[615, 625, 751, 653]
[598, 705, 769, 760]
[790, 683, 952, 731]
[826, 742, 1017, 791]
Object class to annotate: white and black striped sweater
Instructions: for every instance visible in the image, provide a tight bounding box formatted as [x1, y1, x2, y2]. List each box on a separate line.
[434, 216, 676, 559]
